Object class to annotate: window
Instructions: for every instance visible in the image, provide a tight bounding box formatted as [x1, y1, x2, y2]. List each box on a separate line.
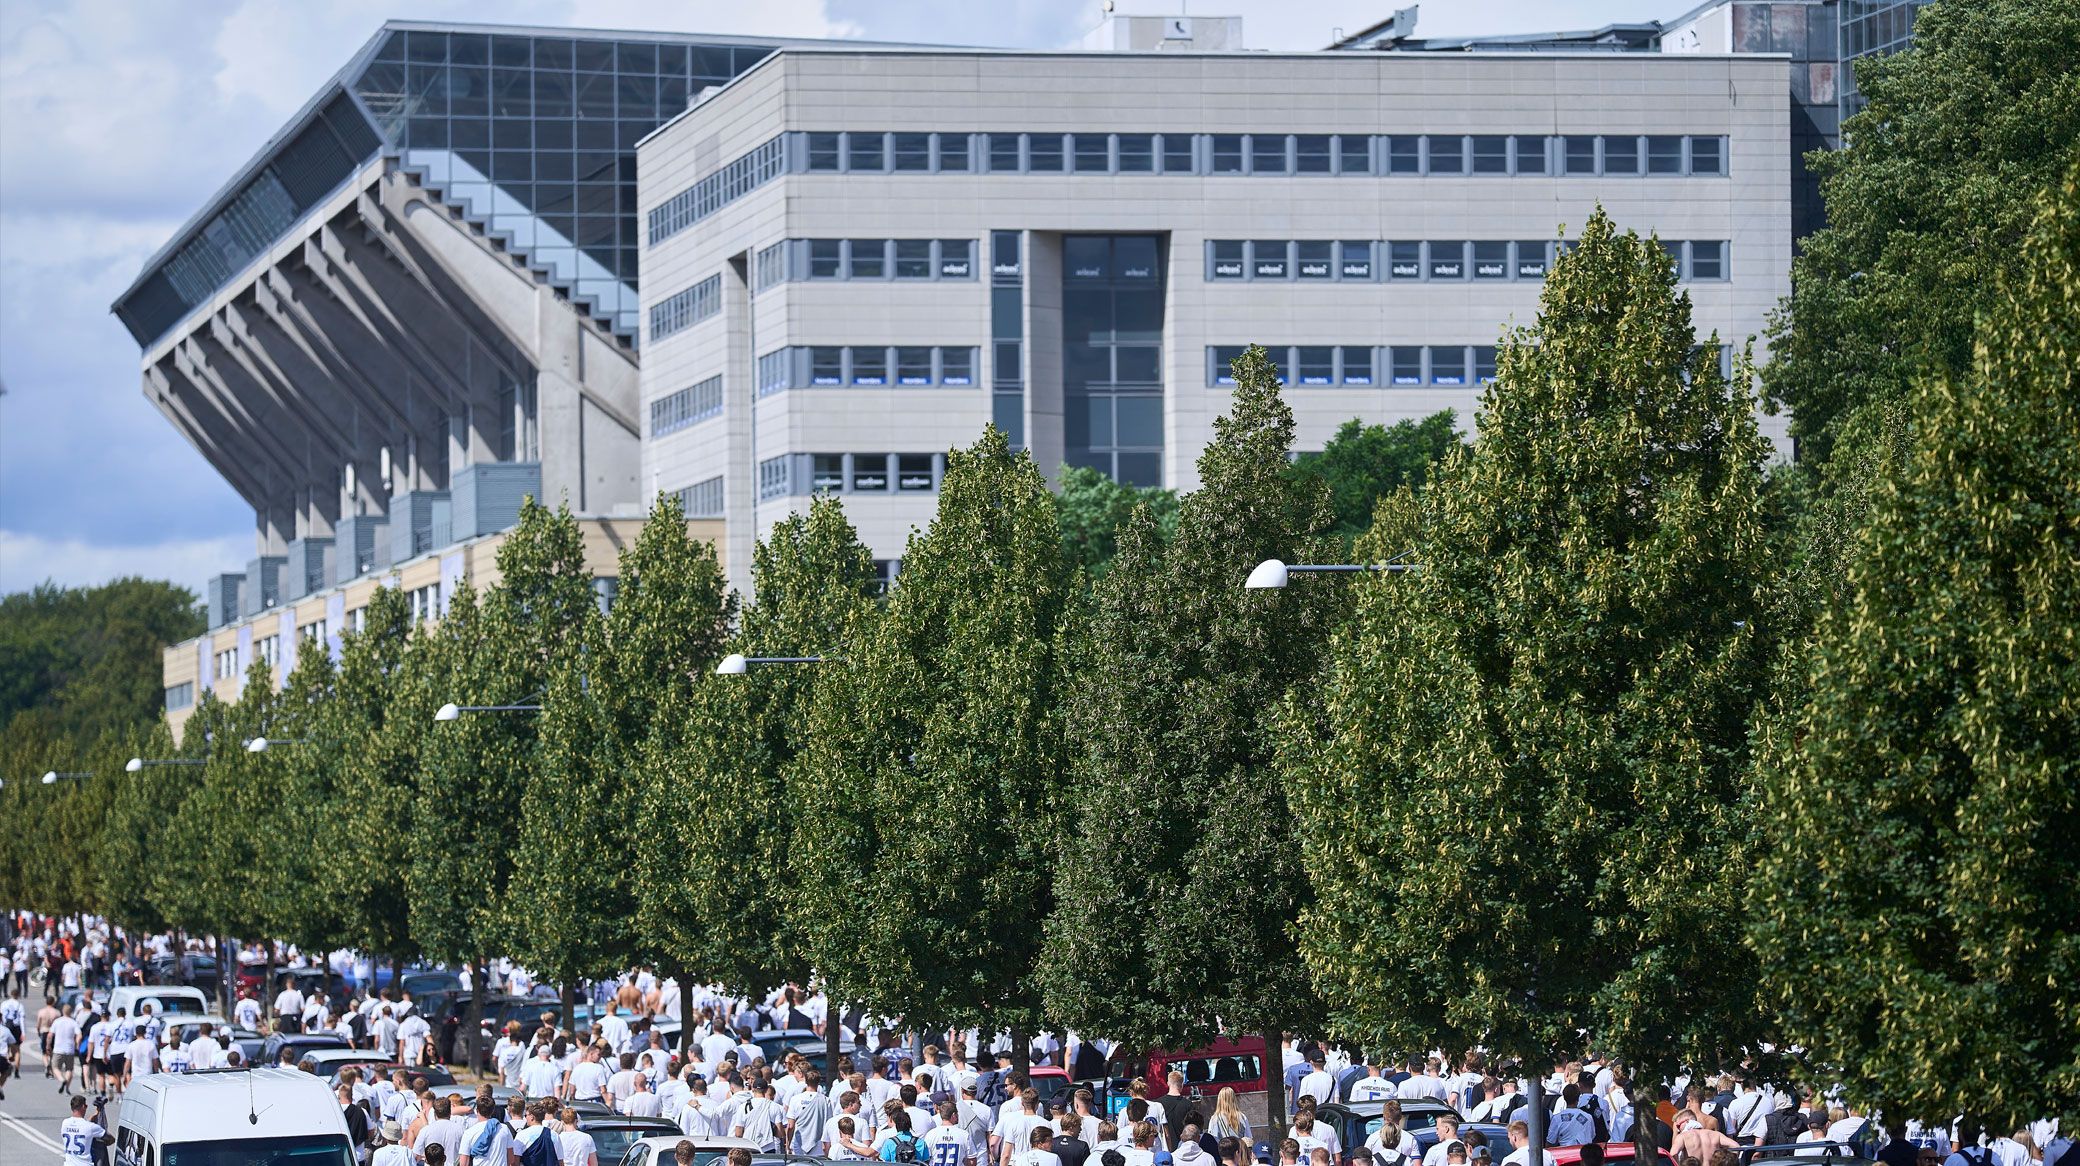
[847, 132, 885, 172]
[1295, 241, 1334, 279]
[344, 607, 366, 635]
[872, 558, 901, 594]
[165, 682, 195, 711]
[1473, 242, 1510, 280]
[1659, 239, 1683, 271]
[850, 346, 888, 385]
[1688, 135, 1724, 175]
[811, 454, 844, 493]
[1513, 135, 1548, 175]
[1391, 346, 1424, 385]
[649, 274, 720, 342]
[810, 347, 844, 386]
[809, 239, 843, 279]
[1473, 345, 1499, 383]
[214, 647, 239, 680]
[1426, 135, 1466, 175]
[897, 454, 935, 491]
[407, 583, 441, 622]
[1472, 135, 1509, 174]
[1073, 133, 1111, 173]
[1295, 134, 1332, 174]
[849, 239, 886, 279]
[992, 231, 1021, 279]
[894, 240, 933, 279]
[939, 239, 975, 278]
[1341, 346, 1374, 385]
[758, 350, 791, 396]
[1565, 135, 1598, 175]
[298, 618, 327, 643]
[760, 456, 791, 500]
[1429, 242, 1466, 280]
[1646, 135, 1684, 174]
[893, 132, 932, 171]
[1338, 134, 1372, 174]
[1430, 346, 1467, 385]
[675, 476, 724, 518]
[1161, 133, 1195, 174]
[807, 132, 840, 172]
[1295, 346, 1335, 385]
[1211, 134, 1244, 174]
[1340, 241, 1373, 279]
[1389, 241, 1423, 280]
[1602, 135, 1640, 175]
[1250, 134, 1289, 174]
[755, 241, 787, 291]
[649, 136, 785, 245]
[1386, 136, 1421, 174]
[1689, 240, 1726, 280]
[1211, 345, 1246, 385]
[1211, 240, 1246, 280]
[652, 374, 724, 434]
[1516, 241, 1550, 279]
[1118, 133, 1154, 172]
[941, 347, 975, 385]
[1027, 133, 1064, 172]
[1252, 241, 1288, 279]
[849, 454, 890, 492]
[988, 133, 1022, 172]
[938, 133, 971, 172]
[896, 346, 934, 385]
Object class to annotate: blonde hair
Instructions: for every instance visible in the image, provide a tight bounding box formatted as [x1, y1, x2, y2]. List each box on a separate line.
[1213, 1088, 1246, 1135]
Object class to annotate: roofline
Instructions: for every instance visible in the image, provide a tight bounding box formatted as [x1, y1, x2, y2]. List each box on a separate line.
[1337, 21, 1670, 51]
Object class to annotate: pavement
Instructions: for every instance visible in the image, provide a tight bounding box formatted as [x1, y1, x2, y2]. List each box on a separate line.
[1, 1043, 77, 1160]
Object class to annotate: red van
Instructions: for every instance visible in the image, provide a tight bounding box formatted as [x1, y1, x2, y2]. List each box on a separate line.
[1101, 1036, 1270, 1106]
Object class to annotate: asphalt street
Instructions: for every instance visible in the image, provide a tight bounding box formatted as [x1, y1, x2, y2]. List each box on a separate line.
[2, 1043, 79, 1162]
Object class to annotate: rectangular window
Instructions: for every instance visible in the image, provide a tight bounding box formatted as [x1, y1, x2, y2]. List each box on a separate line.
[1073, 133, 1111, 173]
[1211, 240, 1246, 280]
[1690, 240, 1726, 280]
[1689, 135, 1724, 175]
[988, 133, 1022, 172]
[256, 635, 280, 666]
[1472, 135, 1509, 174]
[897, 453, 935, 492]
[850, 346, 888, 385]
[1386, 136, 1421, 174]
[1211, 345, 1246, 386]
[892, 132, 932, 171]
[298, 619, 327, 642]
[896, 346, 934, 385]
[1602, 135, 1640, 175]
[1430, 345, 1467, 385]
[1565, 135, 1598, 175]
[1161, 133, 1195, 174]
[1250, 134, 1289, 174]
[1473, 345, 1499, 384]
[1646, 135, 1684, 174]
[939, 238, 974, 278]
[1252, 240, 1289, 279]
[1295, 134, 1332, 174]
[1473, 241, 1510, 280]
[1118, 133, 1154, 172]
[165, 682, 195, 711]
[1027, 133, 1064, 172]
[938, 132, 971, 172]
[1660, 239, 1683, 271]
[1338, 134, 1372, 174]
[847, 132, 885, 172]
[849, 454, 890, 492]
[1513, 135, 1549, 175]
[1341, 345, 1374, 385]
[807, 132, 840, 171]
[1295, 241, 1334, 279]
[1211, 134, 1244, 174]
[759, 457, 792, 500]
[1295, 346, 1335, 385]
[758, 350, 790, 396]
[1389, 241, 1423, 280]
[940, 346, 975, 385]
[894, 239, 933, 279]
[1429, 242, 1466, 280]
[809, 239, 842, 278]
[1426, 135, 1466, 175]
[1516, 241, 1550, 279]
[810, 346, 845, 386]
[1390, 346, 1424, 385]
[991, 231, 1021, 279]
[652, 373, 724, 434]
[1340, 241, 1373, 280]
[675, 475, 724, 518]
[848, 239, 886, 279]
[811, 454, 844, 493]
[755, 241, 787, 291]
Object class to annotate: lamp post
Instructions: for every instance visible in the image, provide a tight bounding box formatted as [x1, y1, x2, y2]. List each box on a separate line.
[244, 737, 306, 753]
[713, 653, 840, 676]
[125, 757, 207, 773]
[432, 699, 543, 723]
[1243, 557, 1417, 589]
[41, 770, 93, 785]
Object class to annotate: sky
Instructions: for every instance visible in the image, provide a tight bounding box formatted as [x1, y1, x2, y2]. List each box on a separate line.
[0, 0, 1678, 599]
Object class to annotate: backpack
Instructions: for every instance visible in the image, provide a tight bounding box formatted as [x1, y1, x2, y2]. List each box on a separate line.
[520, 1130, 559, 1166]
[883, 1132, 929, 1164]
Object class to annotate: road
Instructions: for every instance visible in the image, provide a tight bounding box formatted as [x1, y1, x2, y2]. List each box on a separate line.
[2, 1043, 88, 1162]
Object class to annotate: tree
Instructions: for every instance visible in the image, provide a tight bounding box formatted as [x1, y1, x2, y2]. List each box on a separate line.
[1762, 0, 2080, 467]
[155, 664, 283, 954]
[1746, 167, 2080, 1132]
[797, 427, 1071, 1037]
[1041, 346, 1339, 1128]
[1288, 410, 1463, 545]
[637, 497, 868, 1043]
[99, 717, 198, 935]
[1286, 211, 1777, 1080]
[1054, 463, 1179, 577]
[0, 578, 202, 743]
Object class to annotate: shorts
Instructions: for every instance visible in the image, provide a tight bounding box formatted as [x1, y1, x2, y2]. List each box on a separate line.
[107, 1053, 126, 1076]
[54, 1052, 75, 1073]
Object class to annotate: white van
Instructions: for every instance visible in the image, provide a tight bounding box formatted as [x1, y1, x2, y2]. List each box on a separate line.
[107, 984, 210, 1021]
[113, 1068, 353, 1164]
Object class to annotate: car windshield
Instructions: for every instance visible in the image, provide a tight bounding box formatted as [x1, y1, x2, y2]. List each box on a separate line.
[152, 996, 207, 1015]
[592, 1129, 658, 1159]
[163, 1134, 355, 1166]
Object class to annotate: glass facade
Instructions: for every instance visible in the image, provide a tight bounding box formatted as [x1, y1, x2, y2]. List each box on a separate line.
[1062, 235, 1165, 487]
[1839, 0, 1930, 118]
[114, 24, 777, 348]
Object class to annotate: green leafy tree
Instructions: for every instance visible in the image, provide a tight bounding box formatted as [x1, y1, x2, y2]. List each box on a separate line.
[0, 578, 203, 742]
[1746, 168, 2080, 1131]
[1286, 211, 1777, 1079]
[1762, 0, 2080, 467]
[99, 717, 199, 934]
[638, 496, 867, 1037]
[1289, 410, 1463, 544]
[797, 428, 1071, 1036]
[155, 667, 281, 948]
[1041, 346, 1338, 1122]
[1054, 463, 1179, 577]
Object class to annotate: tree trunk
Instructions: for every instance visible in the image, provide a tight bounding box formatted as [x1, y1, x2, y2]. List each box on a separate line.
[261, 939, 278, 1026]
[561, 980, 576, 1034]
[466, 956, 486, 1078]
[826, 995, 843, 1078]
[1012, 1025, 1030, 1077]
[679, 974, 697, 1060]
[1526, 1074, 1547, 1165]
[393, 952, 404, 1005]
[1263, 1030, 1288, 1147]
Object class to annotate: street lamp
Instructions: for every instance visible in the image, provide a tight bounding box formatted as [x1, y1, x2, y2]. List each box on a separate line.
[433, 698, 543, 723]
[245, 736, 307, 753]
[42, 770, 93, 785]
[126, 757, 206, 773]
[1244, 557, 1417, 589]
[714, 653, 840, 676]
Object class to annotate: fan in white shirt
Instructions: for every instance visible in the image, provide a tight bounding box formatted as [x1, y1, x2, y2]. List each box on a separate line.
[621, 1074, 664, 1117]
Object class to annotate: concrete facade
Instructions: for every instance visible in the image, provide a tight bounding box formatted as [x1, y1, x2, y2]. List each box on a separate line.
[636, 49, 1793, 592]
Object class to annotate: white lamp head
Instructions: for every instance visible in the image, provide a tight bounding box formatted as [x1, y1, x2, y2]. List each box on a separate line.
[42, 771, 58, 784]
[434, 702, 461, 722]
[715, 653, 748, 676]
[1245, 558, 1290, 590]
[125, 758, 144, 773]
[246, 737, 269, 753]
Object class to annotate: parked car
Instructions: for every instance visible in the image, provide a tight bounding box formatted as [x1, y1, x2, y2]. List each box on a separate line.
[1314, 1098, 1465, 1162]
[580, 1114, 684, 1163]
[237, 963, 341, 998]
[1732, 1143, 1873, 1166]
[616, 1136, 758, 1166]
[143, 953, 221, 996]
[749, 1027, 822, 1064]
[160, 1016, 265, 1066]
[304, 1055, 455, 1090]
[1097, 1036, 1270, 1114]
[261, 1030, 348, 1068]
[1552, 1145, 1677, 1166]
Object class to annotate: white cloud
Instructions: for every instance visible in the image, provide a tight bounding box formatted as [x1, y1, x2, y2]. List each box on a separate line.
[0, 529, 251, 598]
